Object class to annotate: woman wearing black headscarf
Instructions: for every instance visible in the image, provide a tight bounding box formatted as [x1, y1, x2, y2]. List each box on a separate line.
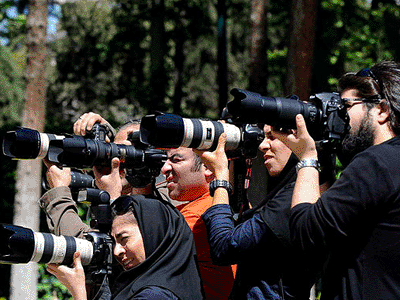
[47, 195, 203, 300]
[195, 125, 332, 299]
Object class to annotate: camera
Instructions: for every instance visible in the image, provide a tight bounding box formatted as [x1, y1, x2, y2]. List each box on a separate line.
[3, 125, 167, 187]
[0, 224, 111, 266]
[42, 170, 96, 191]
[139, 112, 264, 158]
[226, 88, 350, 151]
[0, 189, 114, 283]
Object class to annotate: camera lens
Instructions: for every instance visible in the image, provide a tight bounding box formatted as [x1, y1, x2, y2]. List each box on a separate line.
[228, 88, 319, 128]
[0, 224, 93, 266]
[140, 113, 242, 151]
[3, 127, 65, 160]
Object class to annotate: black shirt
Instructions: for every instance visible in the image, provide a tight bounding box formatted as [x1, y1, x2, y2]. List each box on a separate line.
[291, 136, 400, 299]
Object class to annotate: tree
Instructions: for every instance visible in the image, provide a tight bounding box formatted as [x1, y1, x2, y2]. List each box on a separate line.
[248, 0, 269, 95]
[285, 0, 318, 101]
[150, 0, 167, 111]
[9, 0, 48, 299]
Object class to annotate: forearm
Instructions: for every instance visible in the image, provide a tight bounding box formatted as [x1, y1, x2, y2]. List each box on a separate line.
[292, 167, 320, 208]
[202, 205, 238, 264]
[203, 205, 268, 265]
[71, 287, 88, 300]
[212, 166, 230, 206]
[39, 186, 90, 237]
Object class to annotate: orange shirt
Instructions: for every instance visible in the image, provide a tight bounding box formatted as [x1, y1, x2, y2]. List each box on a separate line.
[177, 192, 236, 300]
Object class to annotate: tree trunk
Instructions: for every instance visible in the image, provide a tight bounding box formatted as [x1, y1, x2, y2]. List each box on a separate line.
[172, 24, 184, 115]
[150, 0, 166, 112]
[285, 0, 317, 101]
[217, 0, 228, 115]
[10, 1, 48, 299]
[246, 0, 269, 208]
[249, 0, 269, 95]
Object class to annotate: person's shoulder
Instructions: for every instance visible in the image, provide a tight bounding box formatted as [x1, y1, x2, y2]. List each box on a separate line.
[353, 137, 400, 166]
[132, 286, 180, 299]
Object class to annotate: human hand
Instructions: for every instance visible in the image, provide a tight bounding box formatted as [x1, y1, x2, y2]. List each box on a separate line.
[93, 158, 123, 199]
[46, 252, 87, 300]
[43, 159, 71, 188]
[73, 112, 114, 142]
[272, 114, 318, 160]
[193, 133, 229, 180]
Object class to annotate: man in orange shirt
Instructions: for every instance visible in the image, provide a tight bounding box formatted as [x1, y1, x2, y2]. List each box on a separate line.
[161, 147, 236, 299]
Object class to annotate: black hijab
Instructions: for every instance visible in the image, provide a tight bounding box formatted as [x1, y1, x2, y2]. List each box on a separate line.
[111, 195, 203, 300]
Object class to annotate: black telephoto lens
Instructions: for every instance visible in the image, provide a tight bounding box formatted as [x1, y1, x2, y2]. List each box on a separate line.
[227, 88, 320, 129]
[3, 127, 66, 160]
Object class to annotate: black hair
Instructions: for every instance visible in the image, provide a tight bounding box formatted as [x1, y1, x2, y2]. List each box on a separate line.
[339, 61, 400, 135]
[190, 153, 203, 172]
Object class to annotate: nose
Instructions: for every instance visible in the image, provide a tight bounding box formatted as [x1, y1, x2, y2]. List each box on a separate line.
[114, 242, 125, 258]
[258, 137, 271, 152]
[161, 161, 172, 175]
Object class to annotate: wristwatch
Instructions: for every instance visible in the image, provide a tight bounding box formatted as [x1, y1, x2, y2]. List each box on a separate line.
[296, 159, 321, 173]
[209, 180, 233, 197]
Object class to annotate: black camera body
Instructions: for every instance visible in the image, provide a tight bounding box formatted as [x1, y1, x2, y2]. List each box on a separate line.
[227, 88, 350, 151]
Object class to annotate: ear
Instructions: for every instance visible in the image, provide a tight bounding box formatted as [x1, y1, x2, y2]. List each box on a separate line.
[376, 101, 390, 125]
[203, 165, 215, 183]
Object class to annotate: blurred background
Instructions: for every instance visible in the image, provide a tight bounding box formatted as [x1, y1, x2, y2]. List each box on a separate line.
[1, 0, 400, 299]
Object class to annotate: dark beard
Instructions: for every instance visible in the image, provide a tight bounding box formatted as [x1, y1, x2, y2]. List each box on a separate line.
[338, 112, 375, 167]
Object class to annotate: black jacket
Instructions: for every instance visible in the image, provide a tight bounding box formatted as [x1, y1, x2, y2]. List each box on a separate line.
[291, 136, 400, 299]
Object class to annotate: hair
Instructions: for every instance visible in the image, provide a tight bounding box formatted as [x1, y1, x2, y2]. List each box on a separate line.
[117, 119, 142, 132]
[111, 204, 138, 225]
[190, 153, 203, 172]
[339, 61, 400, 135]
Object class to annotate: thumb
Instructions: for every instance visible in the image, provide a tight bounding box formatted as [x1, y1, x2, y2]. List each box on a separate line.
[111, 157, 120, 173]
[73, 252, 82, 268]
[295, 114, 308, 136]
[217, 133, 227, 151]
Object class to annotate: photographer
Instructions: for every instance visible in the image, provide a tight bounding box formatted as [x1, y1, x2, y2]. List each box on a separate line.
[47, 195, 203, 300]
[272, 61, 400, 299]
[193, 125, 324, 299]
[160, 147, 236, 299]
[40, 113, 163, 237]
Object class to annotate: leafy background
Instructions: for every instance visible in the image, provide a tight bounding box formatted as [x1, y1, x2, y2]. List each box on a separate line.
[1, 0, 400, 298]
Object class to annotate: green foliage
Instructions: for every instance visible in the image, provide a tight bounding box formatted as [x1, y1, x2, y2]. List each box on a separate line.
[37, 263, 72, 300]
[2, 0, 400, 298]
[47, 0, 125, 127]
[0, 45, 24, 127]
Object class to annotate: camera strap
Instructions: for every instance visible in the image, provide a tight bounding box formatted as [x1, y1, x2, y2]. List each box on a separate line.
[231, 158, 253, 220]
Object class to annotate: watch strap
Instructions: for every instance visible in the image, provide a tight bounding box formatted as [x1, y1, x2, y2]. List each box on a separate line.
[209, 180, 233, 197]
[296, 159, 321, 173]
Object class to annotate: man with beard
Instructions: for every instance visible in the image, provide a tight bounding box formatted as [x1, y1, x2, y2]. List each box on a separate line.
[272, 60, 400, 299]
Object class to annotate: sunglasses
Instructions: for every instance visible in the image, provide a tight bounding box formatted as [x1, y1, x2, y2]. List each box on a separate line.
[356, 67, 385, 99]
[356, 68, 380, 85]
[111, 195, 135, 216]
[341, 96, 382, 110]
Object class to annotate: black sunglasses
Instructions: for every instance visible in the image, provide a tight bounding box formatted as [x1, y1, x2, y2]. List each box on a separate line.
[111, 195, 135, 216]
[356, 67, 385, 99]
[356, 68, 380, 85]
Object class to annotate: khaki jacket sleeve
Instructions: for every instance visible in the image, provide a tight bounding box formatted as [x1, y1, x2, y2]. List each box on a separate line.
[39, 186, 90, 238]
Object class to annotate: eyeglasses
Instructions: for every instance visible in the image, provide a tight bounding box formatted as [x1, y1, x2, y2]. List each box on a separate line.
[341, 96, 382, 110]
